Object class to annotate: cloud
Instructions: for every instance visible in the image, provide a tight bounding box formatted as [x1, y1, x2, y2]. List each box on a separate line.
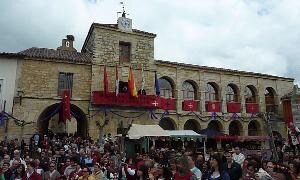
[0, 0, 299, 84]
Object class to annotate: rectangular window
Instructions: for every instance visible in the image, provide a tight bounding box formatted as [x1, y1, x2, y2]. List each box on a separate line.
[58, 72, 73, 97]
[119, 42, 131, 63]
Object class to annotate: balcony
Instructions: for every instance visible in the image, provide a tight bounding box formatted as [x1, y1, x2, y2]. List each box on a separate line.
[92, 91, 176, 110]
[227, 102, 241, 113]
[182, 100, 198, 111]
[160, 98, 176, 110]
[245, 103, 259, 113]
[205, 101, 221, 112]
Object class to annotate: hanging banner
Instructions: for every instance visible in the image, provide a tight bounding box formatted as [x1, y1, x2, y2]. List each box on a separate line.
[62, 90, 71, 123]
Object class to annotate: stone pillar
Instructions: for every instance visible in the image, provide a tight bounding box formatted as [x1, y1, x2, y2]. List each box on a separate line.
[220, 84, 227, 113]
[200, 90, 206, 113]
[258, 80, 266, 113]
[240, 86, 246, 114]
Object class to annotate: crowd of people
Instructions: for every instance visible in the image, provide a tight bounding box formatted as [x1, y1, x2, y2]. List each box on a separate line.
[0, 132, 299, 180]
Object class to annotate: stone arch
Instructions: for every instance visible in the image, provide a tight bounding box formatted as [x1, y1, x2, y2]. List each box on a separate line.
[207, 120, 223, 132]
[245, 85, 258, 103]
[159, 76, 176, 98]
[37, 103, 88, 137]
[248, 120, 261, 136]
[182, 80, 199, 100]
[159, 117, 177, 130]
[205, 82, 220, 101]
[226, 83, 240, 102]
[229, 120, 243, 136]
[184, 119, 201, 133]
[265, 87, 278, 112]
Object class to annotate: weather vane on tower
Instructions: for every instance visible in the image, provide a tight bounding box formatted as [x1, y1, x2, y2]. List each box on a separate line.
[118, 1, 129, 18]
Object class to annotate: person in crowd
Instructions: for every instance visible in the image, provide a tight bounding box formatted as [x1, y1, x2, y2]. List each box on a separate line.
[288, 160, 300, 180]
[10, 150, 26, 168]
[136, 165, 149, 180]
[206, 153, 230, 180]
[26, 161, 42, 180]
[77, 166, 94, 180]
[174, 156, 196, 180]
[232, 146, 245, 166]
[2, 162, 12, 180]
[242, 162, 257, 180]
[84, 152, 93, 171]
[9, 164, 26, 180]
[42, 162, 61, 180]
[90, 163, 103, 180]
[265, 161, 285, 180]
[64, 157, 78, 178]
[188, 156, 202, 180]
[222, 151, 242, 180]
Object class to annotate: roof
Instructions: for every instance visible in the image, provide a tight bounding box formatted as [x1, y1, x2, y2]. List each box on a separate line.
[82, 23, 156, 52]
[0, 52, 24, 58]
[155, 60, 294, 81]
[18, 47, 92, 64]
[93, 23, 156, 37]
[127, 124, 169, 139]
[166, 130, 206, 141]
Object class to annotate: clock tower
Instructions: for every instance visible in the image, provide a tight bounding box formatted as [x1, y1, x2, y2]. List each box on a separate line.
[117, 11, 132, 32]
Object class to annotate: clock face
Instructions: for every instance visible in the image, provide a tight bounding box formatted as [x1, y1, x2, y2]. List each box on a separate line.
[119, 18, 131, 30]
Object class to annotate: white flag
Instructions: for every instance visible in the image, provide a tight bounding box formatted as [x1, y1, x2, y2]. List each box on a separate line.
[115, 65, 119, 96]
[141, 64, 145, 91]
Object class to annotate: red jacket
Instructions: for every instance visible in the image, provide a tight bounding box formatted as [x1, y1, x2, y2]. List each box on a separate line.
[26, 171, 42, 180]
[174, 171, 193, 180]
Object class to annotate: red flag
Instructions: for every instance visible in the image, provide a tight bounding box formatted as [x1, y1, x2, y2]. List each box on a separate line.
[128, 66, 138, 97]
[62, 90, 71, 123]
[103, 65, 109, 95]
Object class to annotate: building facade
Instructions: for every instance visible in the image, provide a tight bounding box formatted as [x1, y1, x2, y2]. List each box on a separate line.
[0, 16, 295, 145]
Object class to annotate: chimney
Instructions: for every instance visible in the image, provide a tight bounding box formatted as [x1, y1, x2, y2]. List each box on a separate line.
[57, 35, 77, 52]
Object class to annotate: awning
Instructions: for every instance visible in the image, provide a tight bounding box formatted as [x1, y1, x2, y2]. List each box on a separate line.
[127, 124, 169, 139]
[166, 130, 207, 141]
[211, 136, 270, 141]
[198, 128, 225, 138]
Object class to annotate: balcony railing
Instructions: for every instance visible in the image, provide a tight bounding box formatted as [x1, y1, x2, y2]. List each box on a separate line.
[205, 101, 221, 112]
[227, 102, 241, 113]
[182, 100, 198, 111]
[245, 103, 259, 113]
[92, 91, 176, 110]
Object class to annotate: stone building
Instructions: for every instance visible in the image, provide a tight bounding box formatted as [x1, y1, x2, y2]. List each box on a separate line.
[0, 15, 295, 147]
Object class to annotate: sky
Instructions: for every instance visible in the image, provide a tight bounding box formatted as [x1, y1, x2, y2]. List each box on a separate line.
[1, 0, 300, 84]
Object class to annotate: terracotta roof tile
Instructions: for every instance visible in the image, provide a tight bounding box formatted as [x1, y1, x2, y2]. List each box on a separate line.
[18, 47, 92, 64]
[155, 59, 294, 81]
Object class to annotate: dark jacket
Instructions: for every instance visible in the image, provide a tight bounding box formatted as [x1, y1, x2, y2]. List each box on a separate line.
[222, 161, 242, 180]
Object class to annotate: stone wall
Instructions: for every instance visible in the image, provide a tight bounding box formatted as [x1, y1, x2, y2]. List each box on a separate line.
[0, 59, 91, 141]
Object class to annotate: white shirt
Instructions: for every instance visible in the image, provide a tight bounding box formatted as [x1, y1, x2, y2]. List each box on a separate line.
[232, 153, 245, 165]
[191, 166, 202, 180]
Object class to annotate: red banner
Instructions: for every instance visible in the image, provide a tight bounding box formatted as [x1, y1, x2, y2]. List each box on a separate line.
[182, 100, 198, 111]
[62, 90, 71, 123]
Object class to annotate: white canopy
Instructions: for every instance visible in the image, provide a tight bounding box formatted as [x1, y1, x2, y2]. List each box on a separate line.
[166, 130, 207, 141]
[127, 124, 169, 139]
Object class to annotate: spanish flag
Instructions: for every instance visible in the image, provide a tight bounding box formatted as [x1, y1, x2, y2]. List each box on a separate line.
[128, 66, 138, 97]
